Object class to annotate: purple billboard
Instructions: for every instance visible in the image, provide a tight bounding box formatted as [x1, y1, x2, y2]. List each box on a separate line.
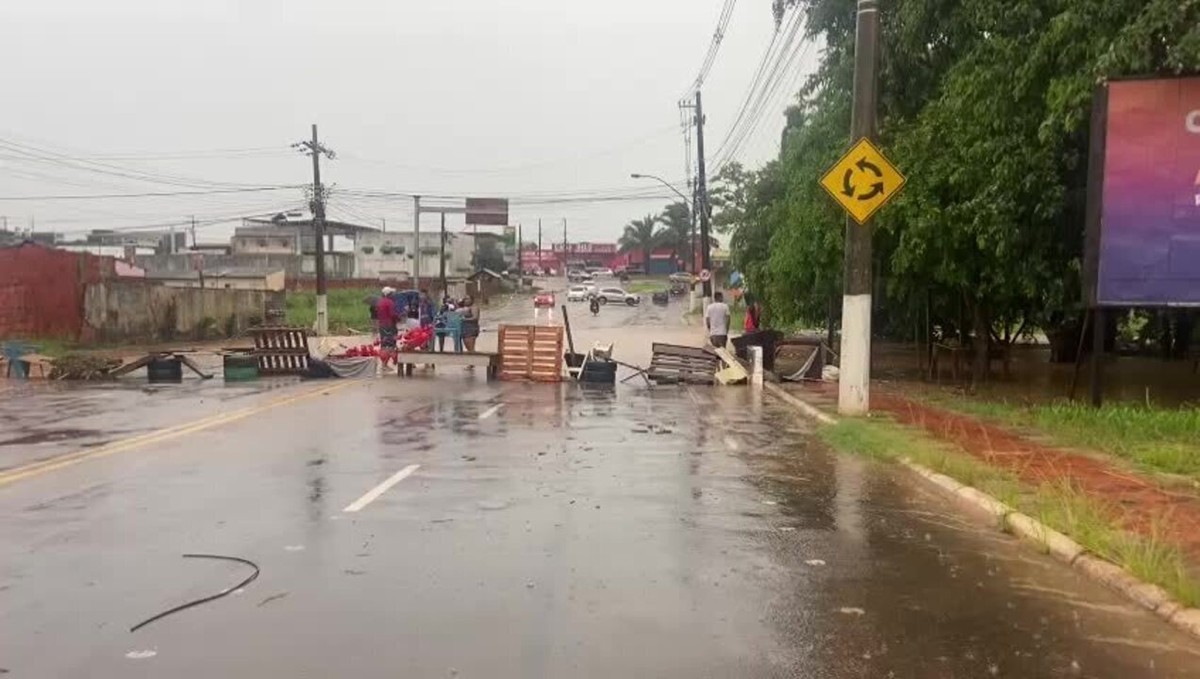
[1095, 77, 1200, 306]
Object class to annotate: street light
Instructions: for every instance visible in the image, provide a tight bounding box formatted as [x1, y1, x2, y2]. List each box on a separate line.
[630, 173, 699, 274]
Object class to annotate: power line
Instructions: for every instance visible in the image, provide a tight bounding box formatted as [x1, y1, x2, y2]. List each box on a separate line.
[709, 6, 806, 172]
[684, 0, 739, 95]
[0, 186, 300, 201]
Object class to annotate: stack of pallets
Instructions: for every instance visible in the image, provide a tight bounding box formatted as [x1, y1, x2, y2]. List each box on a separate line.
[251, 327, 311, 376]
[647, 342, 721, 385]
[497, 324, 564, 382]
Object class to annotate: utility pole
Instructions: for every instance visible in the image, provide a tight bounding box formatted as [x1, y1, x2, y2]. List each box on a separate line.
[518, 222, 523, 276]
[537, 219, 543, 272]
[439, 211, 447, 297]
[562, 218, 568, 274]
[412, 195, 421, 290]
[381, 217, 387, 233]
[294, 124, 335, 335]
[190, 215, 197, 249]
[838, 0, 881, 416]
[694, 90, 713, 300]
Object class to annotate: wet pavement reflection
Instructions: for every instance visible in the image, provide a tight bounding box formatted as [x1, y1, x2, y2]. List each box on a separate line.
[0, 370, 1197, 677]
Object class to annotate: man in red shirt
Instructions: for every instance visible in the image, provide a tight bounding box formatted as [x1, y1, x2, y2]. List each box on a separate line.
[376, 287, 399, 366]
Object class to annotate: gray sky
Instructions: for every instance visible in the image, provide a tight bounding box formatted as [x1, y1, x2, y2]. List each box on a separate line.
[0, 0, 818, 245]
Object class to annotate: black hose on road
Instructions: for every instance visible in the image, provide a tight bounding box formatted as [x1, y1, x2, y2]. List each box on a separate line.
[129, 553, 260, 633]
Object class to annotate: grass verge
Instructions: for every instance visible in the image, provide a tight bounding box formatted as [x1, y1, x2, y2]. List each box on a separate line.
[286, 288, 375, 333]
[819, 416, 1200, 607]
[912, 391, 1200, 481]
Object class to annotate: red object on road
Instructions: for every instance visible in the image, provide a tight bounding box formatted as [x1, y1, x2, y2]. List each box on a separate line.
[534, 293, 555, 308]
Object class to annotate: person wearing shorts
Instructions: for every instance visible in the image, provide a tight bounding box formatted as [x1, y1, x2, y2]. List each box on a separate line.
[460, 296, 480, 353]
[705, 291, 730, 349]
[376, 287, 400, 365]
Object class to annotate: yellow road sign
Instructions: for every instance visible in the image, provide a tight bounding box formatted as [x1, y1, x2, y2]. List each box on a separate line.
[819, 138, 906, 224]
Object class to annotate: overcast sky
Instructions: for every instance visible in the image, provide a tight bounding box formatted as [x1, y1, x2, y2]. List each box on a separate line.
[0, 0, 818, 245]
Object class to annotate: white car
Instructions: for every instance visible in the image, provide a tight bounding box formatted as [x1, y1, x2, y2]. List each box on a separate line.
[566, 285, 590, 302]
[594, 287, 640, 306]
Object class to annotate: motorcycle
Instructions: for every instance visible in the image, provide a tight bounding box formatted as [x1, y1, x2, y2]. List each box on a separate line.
[589, 296, 601, 316]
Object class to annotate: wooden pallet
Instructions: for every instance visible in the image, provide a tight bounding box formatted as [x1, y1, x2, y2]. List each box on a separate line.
[647, 342, 720, 385]
[497, 325, 564, 382]
[251, 327, 311, 375]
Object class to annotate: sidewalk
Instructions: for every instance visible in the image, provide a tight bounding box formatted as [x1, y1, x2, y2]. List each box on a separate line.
[782, 381, 1200, 562]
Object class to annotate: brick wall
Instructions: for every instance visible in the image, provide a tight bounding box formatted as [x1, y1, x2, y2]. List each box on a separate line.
[0, 243, 114, 340]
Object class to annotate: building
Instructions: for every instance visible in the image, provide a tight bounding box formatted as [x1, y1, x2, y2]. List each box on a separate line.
[230, 226, 300, 255]
[355, 231, 474, 281]
[146, 268, 286, 291]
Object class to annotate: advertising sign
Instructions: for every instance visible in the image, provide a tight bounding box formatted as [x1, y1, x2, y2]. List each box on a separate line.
[1094, 78, 1200, 306]
[465, 198, 509, 226]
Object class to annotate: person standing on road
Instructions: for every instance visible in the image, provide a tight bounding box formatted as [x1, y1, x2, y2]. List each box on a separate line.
[705, 291, 731, 349]
[460, 295, 480, 354]
[376, 286, 400, 366]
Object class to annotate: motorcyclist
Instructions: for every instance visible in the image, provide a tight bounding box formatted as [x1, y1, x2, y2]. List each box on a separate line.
[589, 295, 601, 316]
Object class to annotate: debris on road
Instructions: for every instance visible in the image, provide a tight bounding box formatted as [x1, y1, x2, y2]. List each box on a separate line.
[129, 554, 260, 633]
[48, 355, 122, 380]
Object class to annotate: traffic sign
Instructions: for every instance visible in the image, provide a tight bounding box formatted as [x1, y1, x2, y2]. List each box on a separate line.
[699, 269, 711, 282]
[819, 138, 906, 225]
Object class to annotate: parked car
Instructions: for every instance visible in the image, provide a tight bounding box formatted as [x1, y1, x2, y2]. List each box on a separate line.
[566, 285, 590, 302]
[651, 290, 670, 305]
[533, 292, 555, 308]
[594, 287, 640, 306]
[669, 272, 696, 284]
[669, 282, 688, 296]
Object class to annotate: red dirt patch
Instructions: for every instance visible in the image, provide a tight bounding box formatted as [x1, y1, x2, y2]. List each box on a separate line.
[868, 390, 1200, 559]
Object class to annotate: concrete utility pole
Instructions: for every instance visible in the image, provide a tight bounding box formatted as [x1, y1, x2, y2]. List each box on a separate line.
[694, 90, 714, 300]
[412, 195, 421, 290]
[537, 219, 543, 271]
[518, 222, 523, 275]
[294, 124, 336, 335]
[190, 215, 197, 248]
[562, 218, 568, 274]
[838, 0, 881, 416]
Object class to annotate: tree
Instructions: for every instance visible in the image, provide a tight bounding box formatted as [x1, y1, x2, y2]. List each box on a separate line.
[619, 215, 660, 271]
[472, 239, 507, 273]
[709, 162, 754, 236]
[658, 202, 692, 269]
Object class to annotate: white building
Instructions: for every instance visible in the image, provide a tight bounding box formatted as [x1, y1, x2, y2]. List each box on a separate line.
[355, 231, 474, 281]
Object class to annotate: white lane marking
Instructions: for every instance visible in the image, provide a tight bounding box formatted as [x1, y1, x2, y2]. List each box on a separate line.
[723, 436, 740, 451]
[479, 403, 504, 420]
[343, 464, 421, 513]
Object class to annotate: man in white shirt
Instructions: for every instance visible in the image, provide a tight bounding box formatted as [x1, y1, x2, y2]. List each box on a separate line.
[704, 291, 731, 349]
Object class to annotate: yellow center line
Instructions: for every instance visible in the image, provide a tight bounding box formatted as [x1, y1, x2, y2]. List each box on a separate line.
[0, 380, 359, 488]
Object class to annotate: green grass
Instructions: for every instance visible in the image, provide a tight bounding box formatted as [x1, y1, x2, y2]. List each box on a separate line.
[286, 288, 376, 333]
[820, 416, 1200, 606]
[624, 279, 671, 295]
[916, 392, 1200, 480]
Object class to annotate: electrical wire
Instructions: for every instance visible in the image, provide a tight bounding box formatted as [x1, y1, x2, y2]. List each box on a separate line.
[0, 186, 301, 201]
[708, 6, 807, 172]
[129, 554, 260, 633]
[684, 0, 740, 95]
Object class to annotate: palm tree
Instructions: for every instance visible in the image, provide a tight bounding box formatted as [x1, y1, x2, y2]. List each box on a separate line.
[659, 201, 692, 271]
[619, 214, 660, 272]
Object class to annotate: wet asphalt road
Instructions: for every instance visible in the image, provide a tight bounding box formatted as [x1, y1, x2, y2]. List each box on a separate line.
[1, 286, 1199, 677]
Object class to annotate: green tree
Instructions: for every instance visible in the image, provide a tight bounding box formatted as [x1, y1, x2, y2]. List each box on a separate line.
[619, 215, 661, 271]
[659, 202, 693, 269]
[709, 162, 753, 236]
[472, 239, 508, 273]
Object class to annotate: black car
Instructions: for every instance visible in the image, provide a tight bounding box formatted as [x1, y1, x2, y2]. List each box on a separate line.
[651, 290, 670, 305]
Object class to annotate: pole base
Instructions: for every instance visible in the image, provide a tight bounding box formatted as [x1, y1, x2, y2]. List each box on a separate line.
[315, 294, 329, 336]
[837, 293, 871, 415]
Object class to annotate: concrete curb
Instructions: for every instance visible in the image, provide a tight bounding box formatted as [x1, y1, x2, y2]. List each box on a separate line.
[764, 386, 1200, 642]
[762, 382, 836, 425]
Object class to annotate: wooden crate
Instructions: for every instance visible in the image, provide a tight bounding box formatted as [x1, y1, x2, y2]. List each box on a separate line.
[647, 342, 720, 385]
[498, 325, 564, 382]
[251, 327, 311, 375]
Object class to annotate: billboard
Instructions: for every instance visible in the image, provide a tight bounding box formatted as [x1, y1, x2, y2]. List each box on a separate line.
[465, 198, 509, 226]
[1091, 77, 1200, 306]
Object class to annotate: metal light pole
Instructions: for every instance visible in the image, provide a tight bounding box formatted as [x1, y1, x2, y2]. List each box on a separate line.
[630, 172, 695, 271]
